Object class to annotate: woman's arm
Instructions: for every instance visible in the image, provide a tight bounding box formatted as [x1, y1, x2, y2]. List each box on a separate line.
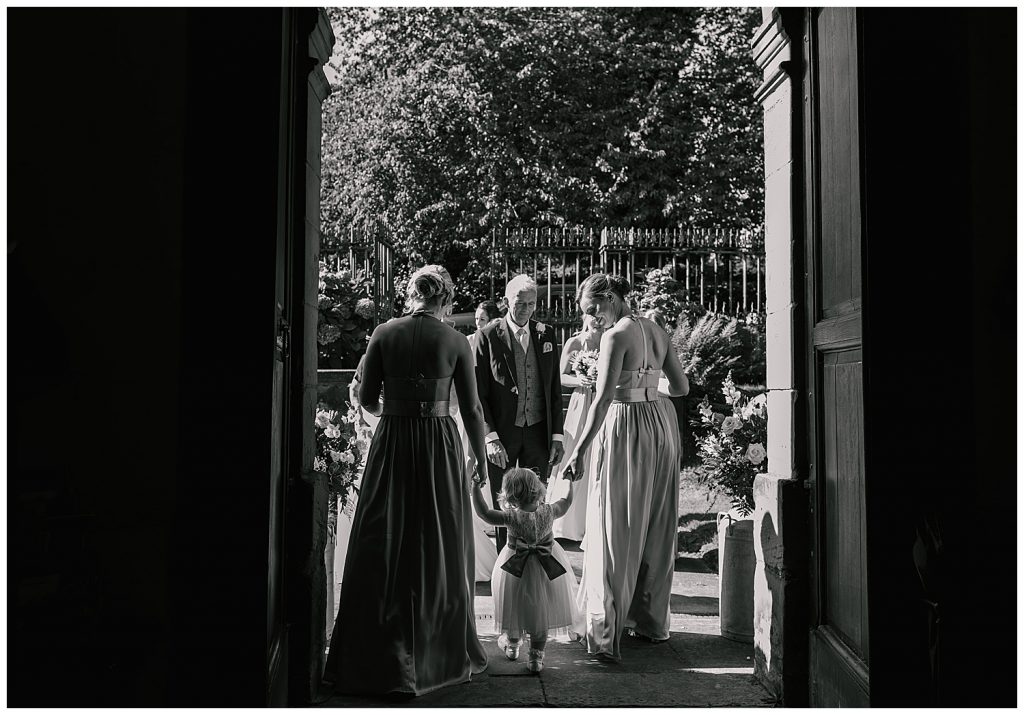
[570, 327, 627, 467]
[657, 327, 689, 397]
[559, 336, 592, 389]
[357, 330, 384, 416]
[452, 333, 490, 476]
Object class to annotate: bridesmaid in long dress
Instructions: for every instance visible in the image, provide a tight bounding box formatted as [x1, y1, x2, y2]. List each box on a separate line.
[546, 315, 604, 542]
[324, 265, 490, 696]
[453, 298, 503, 579]
[451, 386, 499, 581]
[563, 274, 689, 662]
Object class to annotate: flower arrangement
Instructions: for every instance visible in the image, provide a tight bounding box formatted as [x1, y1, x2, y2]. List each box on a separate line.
[694, 371, 767, 516]
[569, 349, 600, 382]
[313, 399, 374, 534]
[318, 262, 376, 369]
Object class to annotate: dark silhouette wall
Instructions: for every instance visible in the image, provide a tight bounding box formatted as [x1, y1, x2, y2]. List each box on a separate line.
[7, 6, 1015, 708]
[857, 8, 1015, 707]
[9, 9, 300, 705]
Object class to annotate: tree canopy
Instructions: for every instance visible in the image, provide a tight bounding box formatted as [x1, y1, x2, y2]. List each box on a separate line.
[321, 7, 763, 308]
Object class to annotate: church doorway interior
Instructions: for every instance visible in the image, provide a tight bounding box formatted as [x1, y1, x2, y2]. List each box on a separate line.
[308, 8, 776, 708]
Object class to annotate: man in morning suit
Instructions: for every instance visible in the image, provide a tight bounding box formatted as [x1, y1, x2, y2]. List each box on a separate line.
[473, 275, 564, 552]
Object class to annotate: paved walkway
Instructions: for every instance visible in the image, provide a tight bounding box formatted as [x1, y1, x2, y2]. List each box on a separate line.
[319, 541, 771, 708]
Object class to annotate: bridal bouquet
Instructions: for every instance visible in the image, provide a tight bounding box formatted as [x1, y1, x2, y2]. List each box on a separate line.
[314, 400, 372, 534]
[694, 371, 767, 516]
[570, 349, 600, 382]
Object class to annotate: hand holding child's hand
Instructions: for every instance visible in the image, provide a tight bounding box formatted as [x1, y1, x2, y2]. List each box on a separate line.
[561, 462, 577, 483]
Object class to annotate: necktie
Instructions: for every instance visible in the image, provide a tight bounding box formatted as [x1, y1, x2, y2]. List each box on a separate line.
[517, 328, 528, 352]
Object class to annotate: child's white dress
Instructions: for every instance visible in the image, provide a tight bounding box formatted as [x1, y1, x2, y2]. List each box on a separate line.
[492, 503, 584, 638]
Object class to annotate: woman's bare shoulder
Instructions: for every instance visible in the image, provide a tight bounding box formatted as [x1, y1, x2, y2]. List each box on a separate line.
[563, 333, 584, 351]
[604, 318, 635, 342]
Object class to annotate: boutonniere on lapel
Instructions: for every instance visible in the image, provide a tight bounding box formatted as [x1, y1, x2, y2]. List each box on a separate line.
[536, 322, 553, 353]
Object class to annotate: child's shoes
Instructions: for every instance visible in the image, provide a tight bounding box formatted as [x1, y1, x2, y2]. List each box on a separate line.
[527, 648, 545, 673]
[497, 633, 520, 661]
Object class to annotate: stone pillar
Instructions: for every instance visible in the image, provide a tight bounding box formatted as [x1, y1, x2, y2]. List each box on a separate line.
[287, 8, 335, 704]
[750, 9, 809, 706]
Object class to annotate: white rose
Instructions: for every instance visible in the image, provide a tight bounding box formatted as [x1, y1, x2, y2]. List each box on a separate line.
[341, 451, 356, 465]
[746, 443, 766, 465]
[721, 416, 742, 435]
[329, 450, 343, 463]
[315, 411, 332, 429]
[324, 425, 341, 439]
[536, 322, 547, 334]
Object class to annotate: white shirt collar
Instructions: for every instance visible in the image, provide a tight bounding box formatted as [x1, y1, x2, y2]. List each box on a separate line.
[506, 313, 531, 346]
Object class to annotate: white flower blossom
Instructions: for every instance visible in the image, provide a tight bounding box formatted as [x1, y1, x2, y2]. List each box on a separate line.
[721, 416, 742, 435]
[355, 298, 376, 320]
[746, 443, 766, 465]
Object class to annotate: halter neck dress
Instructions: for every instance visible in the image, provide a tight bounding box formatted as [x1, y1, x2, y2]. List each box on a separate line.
[324, 312, 488, 696]
[575, 315, 681, 661]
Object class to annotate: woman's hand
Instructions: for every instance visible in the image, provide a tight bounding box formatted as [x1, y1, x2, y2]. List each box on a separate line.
[564, 449, 584, 481]
[467, 458, 488, 488]
[578, 373, 596, 389]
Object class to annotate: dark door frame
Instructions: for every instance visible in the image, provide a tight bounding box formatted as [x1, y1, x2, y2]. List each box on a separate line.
[279, 7, 335, 707]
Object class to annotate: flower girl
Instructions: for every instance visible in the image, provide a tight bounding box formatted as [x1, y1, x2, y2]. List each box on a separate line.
[470, 467, 583, 673]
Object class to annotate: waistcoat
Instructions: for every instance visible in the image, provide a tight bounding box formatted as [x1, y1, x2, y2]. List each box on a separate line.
[510, 331, 545, 427]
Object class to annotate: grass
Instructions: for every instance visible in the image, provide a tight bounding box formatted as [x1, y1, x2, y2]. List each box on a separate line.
[677, 466, 733, 569]
[678, 465, 732, 520]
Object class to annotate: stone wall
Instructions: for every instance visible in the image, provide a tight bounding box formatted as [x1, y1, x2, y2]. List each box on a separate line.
[750, 9, 809, 705]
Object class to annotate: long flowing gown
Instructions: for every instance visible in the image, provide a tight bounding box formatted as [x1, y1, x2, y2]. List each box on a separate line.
[547, 330, 600, 543]
[451, 396, 499, 581]
[324, 314, 488, 696]
[548, 385, 594, 541]
[576, 317, 680, 661]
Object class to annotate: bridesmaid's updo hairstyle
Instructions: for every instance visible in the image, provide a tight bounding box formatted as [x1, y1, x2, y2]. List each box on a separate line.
[404, 264, 455, 313]
[578, 273, 632, 304]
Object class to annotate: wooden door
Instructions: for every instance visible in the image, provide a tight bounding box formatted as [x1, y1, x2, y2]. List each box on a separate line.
[267, 10, 298, 706]
[268, 297, 289, 705]
[803, 7, 870, 707]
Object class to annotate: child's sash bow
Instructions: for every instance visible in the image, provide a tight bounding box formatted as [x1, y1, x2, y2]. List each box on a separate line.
[500, 539, 567, 580]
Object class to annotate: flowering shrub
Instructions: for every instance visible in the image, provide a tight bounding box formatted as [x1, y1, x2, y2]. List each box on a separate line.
[636, 266, 708, 329]
[318, 262, 376, 368]
[637, 267, 683, 328]
[672, 312, 745, 393]
[313, 399, 373, 534]
[733, 311, 766, 387]
[694, 372, 767, 516]
[569, 348, 599, 381]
